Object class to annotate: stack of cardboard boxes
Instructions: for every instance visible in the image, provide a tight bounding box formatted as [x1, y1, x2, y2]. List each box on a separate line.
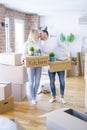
[0, 53, 28, 101]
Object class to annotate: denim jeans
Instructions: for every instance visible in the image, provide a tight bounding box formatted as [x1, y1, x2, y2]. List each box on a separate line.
[48, 69, 65, 97]
[27, 67, 42, 100]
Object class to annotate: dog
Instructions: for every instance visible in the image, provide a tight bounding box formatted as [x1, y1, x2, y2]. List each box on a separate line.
[37, 80, 51, 94]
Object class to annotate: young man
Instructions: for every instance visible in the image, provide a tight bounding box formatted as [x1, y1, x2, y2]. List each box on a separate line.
[40, 30, 69, 104]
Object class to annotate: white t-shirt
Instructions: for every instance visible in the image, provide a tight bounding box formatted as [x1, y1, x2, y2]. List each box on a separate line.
[41, 37, 69, 59]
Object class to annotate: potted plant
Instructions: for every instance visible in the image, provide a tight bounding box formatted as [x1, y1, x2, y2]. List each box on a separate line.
[28, 46, 34, 56]
[49, 52, 55, 62]
[36, 49, 42, 56]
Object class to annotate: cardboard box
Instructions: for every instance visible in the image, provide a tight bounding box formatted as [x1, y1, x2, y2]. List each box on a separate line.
[0, 96, 14, 114]
[12, 83, 26, 101]
[80, 52, 85, 75]
[48, 59, 71, 72]
[67, 61, 79, 77]
[25, 55, 49, 67]
[0, 82, 12, 101]
[0, 52, 22, 66]
[77, 52, 82, 75]
[0, 65, 28, 84]
[67, 52, 82, 77]
[41, 108, 87, 130]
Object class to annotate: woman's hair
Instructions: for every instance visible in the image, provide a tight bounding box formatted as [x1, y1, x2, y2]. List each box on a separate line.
[27, 29, 39, 43]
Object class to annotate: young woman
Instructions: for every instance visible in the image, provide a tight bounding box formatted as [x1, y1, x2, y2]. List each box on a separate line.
[22, 29, 42, 104]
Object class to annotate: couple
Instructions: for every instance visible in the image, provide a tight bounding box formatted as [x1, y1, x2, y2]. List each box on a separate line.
[22, 29, 68, 105]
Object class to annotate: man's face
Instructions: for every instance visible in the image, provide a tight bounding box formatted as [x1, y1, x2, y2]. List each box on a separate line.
[39, 31, 45, 40]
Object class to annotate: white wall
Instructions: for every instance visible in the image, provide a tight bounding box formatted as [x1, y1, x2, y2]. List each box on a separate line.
[40, 12, 87, 57]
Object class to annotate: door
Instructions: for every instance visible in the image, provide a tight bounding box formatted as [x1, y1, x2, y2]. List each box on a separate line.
[14, 19, 24, 53]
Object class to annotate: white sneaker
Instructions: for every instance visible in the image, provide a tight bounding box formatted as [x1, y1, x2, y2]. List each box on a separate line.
[31, 99, 36, 105]
[49, 98, 56, 103]
[60, 98, 66, 104]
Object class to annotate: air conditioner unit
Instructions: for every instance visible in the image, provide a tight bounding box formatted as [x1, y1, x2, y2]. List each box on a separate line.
[79, 16, 87, 24]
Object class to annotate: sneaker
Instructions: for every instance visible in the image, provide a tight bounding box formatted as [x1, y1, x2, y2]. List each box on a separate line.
[60, 98, 66, 104]
[31, 99, 36, 105]
[49, 98, 56, 103]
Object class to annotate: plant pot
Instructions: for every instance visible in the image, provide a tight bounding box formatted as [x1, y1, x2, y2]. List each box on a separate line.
[28, 51, 34, 56]
[49, 56, 55, 62]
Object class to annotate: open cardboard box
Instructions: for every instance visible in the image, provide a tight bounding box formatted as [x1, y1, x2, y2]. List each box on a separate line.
[40, 108, 87, 130]
[48, 59, 71, 72]
[24, 55, 49, 67]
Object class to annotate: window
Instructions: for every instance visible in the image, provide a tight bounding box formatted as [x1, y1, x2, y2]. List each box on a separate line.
[5, 17, 10, 52]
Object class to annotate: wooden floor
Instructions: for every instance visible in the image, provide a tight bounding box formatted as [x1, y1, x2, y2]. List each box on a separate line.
[1, 75, 86, 130]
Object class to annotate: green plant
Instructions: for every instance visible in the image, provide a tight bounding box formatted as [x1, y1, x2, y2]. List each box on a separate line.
[60, 33, 66, 42]
[29, 46, 34, 51]
[36, 49, 41, 53]
[49, 52, 55, 57]
[67, 33, 75, 42]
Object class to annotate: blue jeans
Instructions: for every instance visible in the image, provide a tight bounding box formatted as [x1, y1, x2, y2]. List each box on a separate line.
[48, 70, 65, 97]
[27, 67, 42, 100]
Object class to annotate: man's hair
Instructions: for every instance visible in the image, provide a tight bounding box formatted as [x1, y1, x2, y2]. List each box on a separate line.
[42, 30, 49, 36]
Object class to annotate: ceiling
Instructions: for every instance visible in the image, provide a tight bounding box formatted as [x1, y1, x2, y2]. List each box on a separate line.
[0, 0, 87, 15]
